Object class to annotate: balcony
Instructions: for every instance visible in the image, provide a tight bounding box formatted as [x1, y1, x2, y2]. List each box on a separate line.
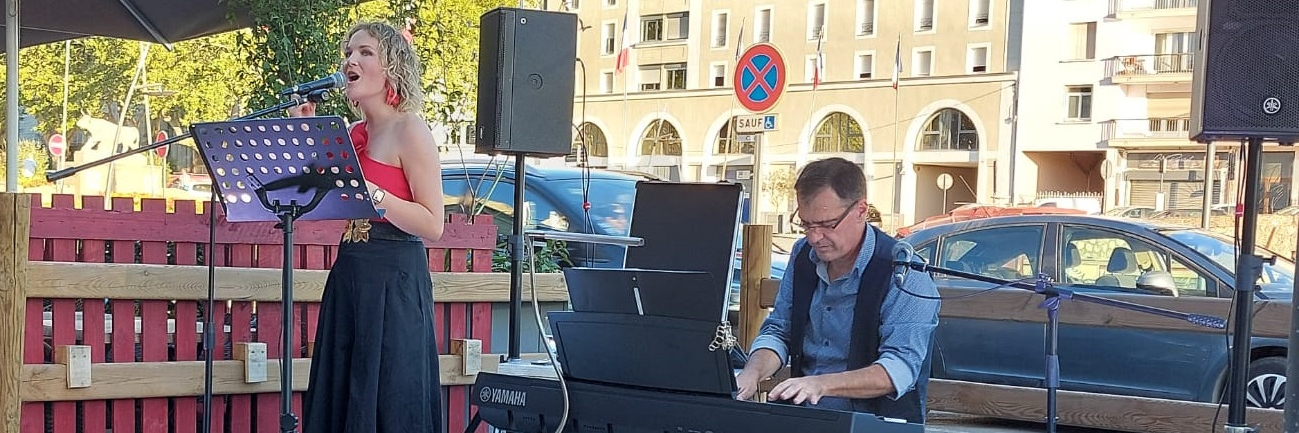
[859, 21, 874, 36]
[1108, 0, 1198, 19]
[1101, 117, 1193, 147]
[1104, 53, 1194, 85]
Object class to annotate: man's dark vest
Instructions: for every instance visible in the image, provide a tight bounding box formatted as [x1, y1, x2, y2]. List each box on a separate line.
[787, 225, 928, 423]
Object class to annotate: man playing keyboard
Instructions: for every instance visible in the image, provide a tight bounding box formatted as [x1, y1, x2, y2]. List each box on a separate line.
[735, 157, 941, 424]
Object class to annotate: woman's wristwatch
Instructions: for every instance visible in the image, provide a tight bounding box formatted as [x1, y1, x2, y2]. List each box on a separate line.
[372, 188, 387, 205]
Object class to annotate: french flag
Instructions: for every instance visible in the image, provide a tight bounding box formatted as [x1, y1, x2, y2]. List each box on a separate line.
[812, 30, 824, 90]
[892, 39, 902, 90]
[615, 10, 633, 74]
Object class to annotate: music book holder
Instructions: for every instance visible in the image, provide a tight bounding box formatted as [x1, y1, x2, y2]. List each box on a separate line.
[189, 115, 379, 433]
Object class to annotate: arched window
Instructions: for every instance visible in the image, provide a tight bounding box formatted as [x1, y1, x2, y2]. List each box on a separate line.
[812, 112, 865, 153]
[715, 119, 753, 154]
[570, 122, 608, 163]
[640, 119, 682, 155]
[919, 108, 979, 151]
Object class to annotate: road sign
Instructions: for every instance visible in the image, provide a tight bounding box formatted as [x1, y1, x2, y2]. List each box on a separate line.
[47, 133, 65, 157]
[733, 43, 787, 113]
[155, 131, 168, 158]
[936, 173, 953, 191]
[736, 114, 779, 133]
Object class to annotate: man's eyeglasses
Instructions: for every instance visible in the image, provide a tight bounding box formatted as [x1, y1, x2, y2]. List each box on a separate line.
[790, 202, 858, 232]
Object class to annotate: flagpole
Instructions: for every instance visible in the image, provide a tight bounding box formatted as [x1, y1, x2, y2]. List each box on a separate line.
[890, 33, 903, 230]
[807, 26, 822, 161]
[617, 6, 633, 170]
[720, 17, 745, 182]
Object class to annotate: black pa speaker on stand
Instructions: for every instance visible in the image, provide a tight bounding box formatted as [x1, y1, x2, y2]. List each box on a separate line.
[474, 7, 578, 364]
[1189, 2, 1297, 433]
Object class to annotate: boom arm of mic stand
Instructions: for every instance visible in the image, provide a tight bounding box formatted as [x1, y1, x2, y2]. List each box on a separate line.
[44, 90, 326, 183]
[897, 261, 1227, 330]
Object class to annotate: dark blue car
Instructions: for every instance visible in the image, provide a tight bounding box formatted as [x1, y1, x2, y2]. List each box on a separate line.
[901, 214, 1294, 409]
[441, 158, 788, 311]
[441, 159, 641, 268]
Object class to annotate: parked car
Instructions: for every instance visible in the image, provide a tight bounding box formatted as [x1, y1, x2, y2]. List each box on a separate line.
[443, 159, 788, 312]
[1103, 205, 1157, 219]
[900, 214, 1294, 409]
[441, 159, 641, 268]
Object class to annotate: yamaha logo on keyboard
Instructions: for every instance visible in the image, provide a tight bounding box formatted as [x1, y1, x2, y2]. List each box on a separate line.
[479, 386, 528, 407]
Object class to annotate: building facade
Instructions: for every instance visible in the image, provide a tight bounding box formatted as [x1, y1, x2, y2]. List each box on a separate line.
[566, 0, 1016, 228]
[1010, 0, 1297, 214]
[559, 0, 1299, 227]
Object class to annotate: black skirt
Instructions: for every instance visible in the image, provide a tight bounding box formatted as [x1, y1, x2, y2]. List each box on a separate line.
[303, 221, 443, 433]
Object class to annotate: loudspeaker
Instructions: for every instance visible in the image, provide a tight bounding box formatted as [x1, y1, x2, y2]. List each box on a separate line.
[1190, 0, 1299, 143]
[475, 7, 578, 157]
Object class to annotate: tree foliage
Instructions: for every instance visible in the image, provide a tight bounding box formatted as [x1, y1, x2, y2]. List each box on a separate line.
[2, 33, 250, 144]
[2, 0, 534, 145]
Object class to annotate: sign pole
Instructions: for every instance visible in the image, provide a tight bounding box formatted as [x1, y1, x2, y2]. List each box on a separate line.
[752, 132, 764, 223]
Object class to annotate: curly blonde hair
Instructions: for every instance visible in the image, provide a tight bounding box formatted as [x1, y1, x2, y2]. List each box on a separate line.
[339, 21, 426, 116]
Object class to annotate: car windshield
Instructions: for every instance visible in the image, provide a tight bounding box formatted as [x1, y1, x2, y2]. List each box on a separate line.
[551, 179, 637, 236]
[1163, 229, 1296, 291]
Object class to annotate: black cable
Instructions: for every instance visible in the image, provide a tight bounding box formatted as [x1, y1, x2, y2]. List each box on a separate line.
[574, 57, 593, 268]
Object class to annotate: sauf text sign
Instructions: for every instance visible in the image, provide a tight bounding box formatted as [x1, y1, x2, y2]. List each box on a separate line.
[736, 114, 778, 133]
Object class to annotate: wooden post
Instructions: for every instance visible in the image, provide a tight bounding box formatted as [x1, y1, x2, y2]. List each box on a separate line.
[738, 224, 773, 350]
[1, 192, 30, 433]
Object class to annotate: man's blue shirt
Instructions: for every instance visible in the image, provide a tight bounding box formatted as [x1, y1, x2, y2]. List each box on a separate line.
[750, 228, 940, 410]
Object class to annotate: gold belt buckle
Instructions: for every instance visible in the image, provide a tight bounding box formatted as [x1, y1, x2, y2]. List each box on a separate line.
[343, 219, 371, 243]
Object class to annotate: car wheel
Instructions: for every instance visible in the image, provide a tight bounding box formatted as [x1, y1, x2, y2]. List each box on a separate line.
[1246, 356, 1286, 409]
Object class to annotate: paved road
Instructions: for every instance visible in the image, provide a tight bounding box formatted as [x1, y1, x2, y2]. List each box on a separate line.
[926, 412, 1119, 433]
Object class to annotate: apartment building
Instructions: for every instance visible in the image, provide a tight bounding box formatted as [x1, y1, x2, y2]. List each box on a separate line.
[564, 0, 1017, 227]
[1012, 0, 1297, 213]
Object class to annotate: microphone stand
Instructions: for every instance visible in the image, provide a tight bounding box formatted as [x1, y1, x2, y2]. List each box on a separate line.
[44, 89, 332, 433]
[894, 258, 1227, 433]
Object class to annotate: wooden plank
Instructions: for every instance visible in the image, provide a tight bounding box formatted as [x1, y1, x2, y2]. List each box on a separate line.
[256, 301, 283, 433]
[19, 353, 520, 402]
[51, 300, 76, 433]
[82, 299, 107, 433]
[927, 379, 1283, 433]
[757, 277, 1299, 340]
[141, 301, 168, 433]
[20, 300, 41, 433]
[738, 225, 772, 352]
[228, 302, 253, 433]
[26, 262, 569, 303]
[111, 299, 135, 433]
[29, 207, 495, 249]
[934, 287, 1290, 338]
[0, 192, 30, 433]
[173, 302, 198, 433]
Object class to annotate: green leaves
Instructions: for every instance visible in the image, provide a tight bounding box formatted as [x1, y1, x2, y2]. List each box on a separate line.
[3, 0, 528, 154]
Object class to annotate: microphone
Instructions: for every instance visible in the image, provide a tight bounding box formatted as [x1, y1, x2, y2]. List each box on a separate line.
[279, 72, 346, 96]
[892, 241, 916, 289]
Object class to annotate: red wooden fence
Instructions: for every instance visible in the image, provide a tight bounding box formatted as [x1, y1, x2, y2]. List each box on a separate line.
[22, 194, 496, 433]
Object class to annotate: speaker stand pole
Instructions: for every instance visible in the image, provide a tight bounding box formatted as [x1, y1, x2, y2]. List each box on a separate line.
[1224, 136, 1263, 433]
[507, 154, 526, 362]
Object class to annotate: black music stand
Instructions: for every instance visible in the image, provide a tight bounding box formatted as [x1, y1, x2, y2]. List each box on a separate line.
[189, 115, 379, 433]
